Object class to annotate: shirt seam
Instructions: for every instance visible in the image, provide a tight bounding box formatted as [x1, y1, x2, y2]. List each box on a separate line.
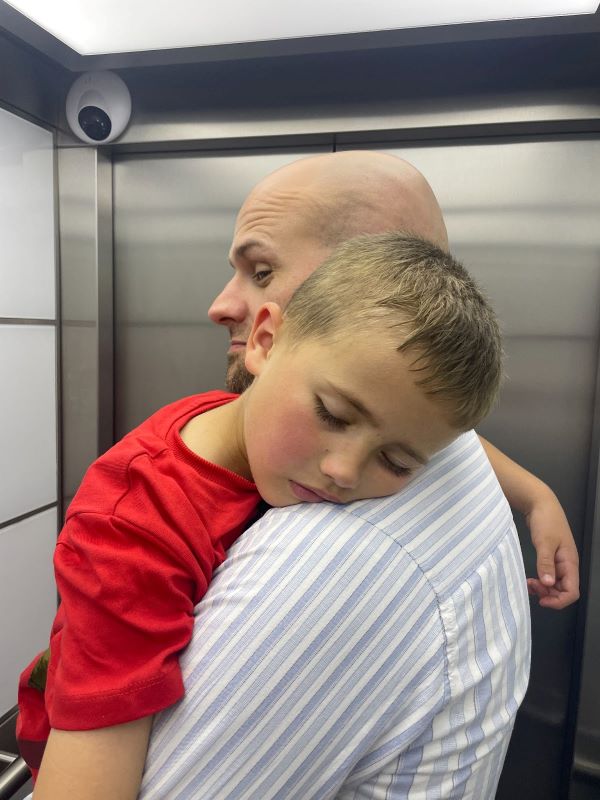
[331, 506, 516, 710]
[54, 670, 177, 702]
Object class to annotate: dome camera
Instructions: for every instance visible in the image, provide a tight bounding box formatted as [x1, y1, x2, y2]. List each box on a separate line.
[66, 71, 131, 144]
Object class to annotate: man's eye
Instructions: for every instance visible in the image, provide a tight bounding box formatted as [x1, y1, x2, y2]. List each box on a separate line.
[252, 269, 272, 283]
[314, 397, 347, 430]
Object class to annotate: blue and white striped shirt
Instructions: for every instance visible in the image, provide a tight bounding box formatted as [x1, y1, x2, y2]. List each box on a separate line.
[139, 430, 531, 799]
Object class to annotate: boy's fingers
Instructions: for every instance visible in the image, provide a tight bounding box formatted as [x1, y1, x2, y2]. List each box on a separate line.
[536, 549, 556, 586]
[556, 564, 580, 605]
[538, 593, 572, 610]
[526, 577, 578, 610]
[527, 578, 550, 598]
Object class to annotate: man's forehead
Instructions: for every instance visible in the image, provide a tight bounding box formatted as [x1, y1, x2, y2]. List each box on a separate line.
[231, 190, 325, 255]
[236, 181, 318, 224]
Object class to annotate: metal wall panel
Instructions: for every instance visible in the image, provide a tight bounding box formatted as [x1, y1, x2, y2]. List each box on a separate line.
[58, 147, 113, 503]
[112, 147, 329, 437]
[338, 137, 600, 799]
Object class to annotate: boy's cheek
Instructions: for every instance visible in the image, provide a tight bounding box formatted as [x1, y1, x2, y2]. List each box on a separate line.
[268, 407, 321, 469]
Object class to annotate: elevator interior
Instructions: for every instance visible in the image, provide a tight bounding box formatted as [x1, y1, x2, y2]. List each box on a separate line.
[1, 5, 600, 799]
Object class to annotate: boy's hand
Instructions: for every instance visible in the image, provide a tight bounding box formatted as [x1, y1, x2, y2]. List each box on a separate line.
[525, 492, 579, 610]
[477, 435, 580, 611]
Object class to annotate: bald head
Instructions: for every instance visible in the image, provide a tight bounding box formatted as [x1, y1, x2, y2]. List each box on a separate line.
[210, 150, 449, 392]
[248, 151, 449, 251]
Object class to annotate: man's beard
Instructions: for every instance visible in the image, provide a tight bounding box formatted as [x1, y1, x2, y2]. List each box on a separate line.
[225, 352, 255, 394]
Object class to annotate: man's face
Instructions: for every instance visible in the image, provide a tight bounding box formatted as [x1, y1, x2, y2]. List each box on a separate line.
[208, 186, 332, 392]
[241, 330, 458, 508]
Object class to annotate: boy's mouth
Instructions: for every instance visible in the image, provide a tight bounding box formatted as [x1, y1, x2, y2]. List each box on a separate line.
[289, 481, 341, 504]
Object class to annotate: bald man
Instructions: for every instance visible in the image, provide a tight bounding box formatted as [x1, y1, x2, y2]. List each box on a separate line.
[216, 152, 448, 395]
[32, 153, 577, 800]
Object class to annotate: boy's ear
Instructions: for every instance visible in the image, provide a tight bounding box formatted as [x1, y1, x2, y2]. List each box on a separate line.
[245, 302, 285, 376]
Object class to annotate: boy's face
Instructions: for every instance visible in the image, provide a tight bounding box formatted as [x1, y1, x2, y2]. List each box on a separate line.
[241, 313, 459, 508]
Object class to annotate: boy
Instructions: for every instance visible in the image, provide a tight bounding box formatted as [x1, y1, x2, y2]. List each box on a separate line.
[19, 232, 503, 796]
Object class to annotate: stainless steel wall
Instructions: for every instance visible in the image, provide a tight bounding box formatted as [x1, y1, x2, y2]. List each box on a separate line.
[108, 136, 600, 799]
[58, 147, 114, 505]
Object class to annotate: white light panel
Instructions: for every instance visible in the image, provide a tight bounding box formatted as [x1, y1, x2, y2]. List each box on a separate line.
[5, 0, 600, 55]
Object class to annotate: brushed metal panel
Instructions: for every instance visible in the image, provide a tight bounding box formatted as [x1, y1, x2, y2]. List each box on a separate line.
[58, 147, 114, 501]
[337, 137, 600, 799]
[113, 147, 329, 437]
[114, 88, 600, 148]
[115, 323, 229, 434]
[96, 151, 114, 457]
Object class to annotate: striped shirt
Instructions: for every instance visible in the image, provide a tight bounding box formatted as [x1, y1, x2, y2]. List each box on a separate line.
[139, 430, 531, 799]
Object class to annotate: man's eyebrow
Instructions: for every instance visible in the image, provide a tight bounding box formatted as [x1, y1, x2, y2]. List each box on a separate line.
[330, 384, 428, 466]
[230, 239, 278, 265]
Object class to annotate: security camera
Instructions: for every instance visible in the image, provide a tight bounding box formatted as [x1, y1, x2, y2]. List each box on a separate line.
[66, 71, 131, 144]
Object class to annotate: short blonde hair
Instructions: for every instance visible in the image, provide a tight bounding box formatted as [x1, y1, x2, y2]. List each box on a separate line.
[282, 233, 503, 430]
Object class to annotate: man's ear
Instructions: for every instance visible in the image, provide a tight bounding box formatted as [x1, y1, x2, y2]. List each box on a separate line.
[245, 302, 285, 376]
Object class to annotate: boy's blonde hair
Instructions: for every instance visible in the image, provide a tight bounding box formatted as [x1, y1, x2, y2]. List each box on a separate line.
[282, 233, 503, 431]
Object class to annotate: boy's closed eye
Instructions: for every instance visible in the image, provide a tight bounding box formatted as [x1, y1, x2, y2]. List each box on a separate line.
[314, 396, 348, 430]
[379, 453, 412, 478]
[314, 396, 413, 479]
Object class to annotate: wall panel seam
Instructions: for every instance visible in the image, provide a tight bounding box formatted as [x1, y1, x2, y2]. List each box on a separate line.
[0, 503, 58, 532]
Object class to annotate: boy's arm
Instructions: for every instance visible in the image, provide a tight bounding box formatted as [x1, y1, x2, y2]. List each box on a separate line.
[478, 435, 579, 609]
[33, 716, 153, 800]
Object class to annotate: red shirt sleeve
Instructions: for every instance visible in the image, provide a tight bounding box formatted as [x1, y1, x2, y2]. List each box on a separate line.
[46, 509, 208, 730]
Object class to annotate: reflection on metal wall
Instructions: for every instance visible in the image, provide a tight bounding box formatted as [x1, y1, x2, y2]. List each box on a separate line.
[112, 137, 600, 799]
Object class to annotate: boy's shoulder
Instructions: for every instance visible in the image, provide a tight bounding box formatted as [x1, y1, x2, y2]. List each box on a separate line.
[123, 390, 237, 444]
[66, 390, 236, 519]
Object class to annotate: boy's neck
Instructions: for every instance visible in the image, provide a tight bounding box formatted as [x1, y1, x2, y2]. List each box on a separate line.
[179, 398, 252, 481]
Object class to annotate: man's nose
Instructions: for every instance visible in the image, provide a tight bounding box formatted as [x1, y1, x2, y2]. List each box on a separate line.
[319, 448, 364, 490]
[208, 275, 248, 326]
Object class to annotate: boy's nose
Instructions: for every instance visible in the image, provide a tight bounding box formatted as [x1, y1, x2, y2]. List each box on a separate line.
[319, 450, 363, 490]
[208, 274, 249, 327]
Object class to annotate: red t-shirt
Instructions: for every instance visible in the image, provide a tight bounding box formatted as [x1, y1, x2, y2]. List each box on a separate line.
[17, 391, 261, 771]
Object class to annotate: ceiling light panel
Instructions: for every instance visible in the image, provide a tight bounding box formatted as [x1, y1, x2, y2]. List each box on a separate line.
[5, 0, 600, 55]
